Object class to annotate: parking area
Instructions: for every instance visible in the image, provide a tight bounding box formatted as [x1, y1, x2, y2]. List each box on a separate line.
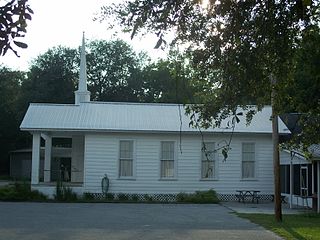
[0, 202, 281, 240]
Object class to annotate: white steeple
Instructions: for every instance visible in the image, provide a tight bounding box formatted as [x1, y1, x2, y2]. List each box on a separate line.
[75, 32, 90, 104]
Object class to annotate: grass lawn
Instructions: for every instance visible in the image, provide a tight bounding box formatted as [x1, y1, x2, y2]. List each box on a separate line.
[238, 213, 320, 240]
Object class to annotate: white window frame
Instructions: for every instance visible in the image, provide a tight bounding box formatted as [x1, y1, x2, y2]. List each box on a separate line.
[241, 142, 256, 179]
[201, 142, 216, 180]
[160, 141, 176, 179]
[118, 140, 135, 179]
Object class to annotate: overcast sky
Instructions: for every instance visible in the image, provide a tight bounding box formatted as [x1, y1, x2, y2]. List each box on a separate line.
[0, 0, 167, 71]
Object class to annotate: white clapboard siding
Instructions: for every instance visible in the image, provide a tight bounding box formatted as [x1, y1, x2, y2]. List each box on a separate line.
[84, 132, 275, 195]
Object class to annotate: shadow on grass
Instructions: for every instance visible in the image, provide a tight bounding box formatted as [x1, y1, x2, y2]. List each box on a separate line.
[282, 225, 305, 240]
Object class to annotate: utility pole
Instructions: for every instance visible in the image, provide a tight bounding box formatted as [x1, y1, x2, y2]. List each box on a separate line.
[271, 75, 282, 221]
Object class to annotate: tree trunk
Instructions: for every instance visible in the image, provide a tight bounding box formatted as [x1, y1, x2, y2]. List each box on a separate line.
[271, 75, 282, 222]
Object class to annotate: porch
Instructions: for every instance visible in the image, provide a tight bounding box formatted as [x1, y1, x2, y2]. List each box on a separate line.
[281, 149, 320, 213]
[30, 132, 85, 191]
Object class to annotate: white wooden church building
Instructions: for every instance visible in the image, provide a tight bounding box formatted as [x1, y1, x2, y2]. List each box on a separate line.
[21, 35, 294, 201]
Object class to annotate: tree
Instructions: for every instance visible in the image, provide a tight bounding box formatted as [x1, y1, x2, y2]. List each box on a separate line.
[86, 39, 147, 102]
[102, 0, 320, 221]
[0, 66, 25, 174]
[20, 46, 78, 106]
[142, 50, 195, 103]
[280, 25, 320, 151]
[0, 0, 33, 56]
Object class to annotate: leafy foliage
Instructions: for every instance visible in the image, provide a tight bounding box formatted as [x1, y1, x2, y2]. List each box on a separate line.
[0, 66, 25, 174]
[142, 50, 195, 103]
[54, 180, 78, 202]
[0, 0, 33, 56]
[86, 39, 146, 102]
[279, 26, 320, 150]
[0, 182, 47, 201]
[176, 189, 219, 203]
[20, 46, 78, 105]
[117, 193, 129, 201]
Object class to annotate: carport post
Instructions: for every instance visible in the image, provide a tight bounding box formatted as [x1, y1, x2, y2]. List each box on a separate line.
[317, 161, 320, 213]
[31, 133, 41, 184]
[290, 160, 293, 208]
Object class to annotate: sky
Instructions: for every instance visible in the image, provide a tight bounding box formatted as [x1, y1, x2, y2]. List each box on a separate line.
[0, 0, 168, 71]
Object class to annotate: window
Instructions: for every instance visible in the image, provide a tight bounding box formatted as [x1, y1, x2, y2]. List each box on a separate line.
[160, 141, 175, 178]
[201, 142, 215, 179]
[119, 140, 133, 178]
[242, 143, 255, 179]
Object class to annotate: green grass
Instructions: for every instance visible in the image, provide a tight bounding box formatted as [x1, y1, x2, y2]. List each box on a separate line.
[238, 213, 320, 240]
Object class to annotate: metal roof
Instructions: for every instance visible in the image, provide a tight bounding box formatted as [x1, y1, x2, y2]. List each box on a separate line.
[283, 144, 320, 161]
[20, 102, 290, 134]
[309, 144, 320, 159]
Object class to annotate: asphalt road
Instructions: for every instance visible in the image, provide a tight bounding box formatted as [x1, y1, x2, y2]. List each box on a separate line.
[0, 202, 281, 240]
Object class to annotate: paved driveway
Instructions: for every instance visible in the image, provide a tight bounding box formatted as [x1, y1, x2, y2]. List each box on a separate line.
[0, 202, 281, 240]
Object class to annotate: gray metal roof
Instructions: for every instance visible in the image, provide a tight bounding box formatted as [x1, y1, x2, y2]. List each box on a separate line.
[309, 144, 320, 159]
[283, 144, 320, 161]
[20, 102, 290, 134]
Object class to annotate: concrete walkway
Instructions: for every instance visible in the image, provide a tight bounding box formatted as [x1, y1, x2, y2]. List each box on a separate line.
[222, 201, 313, 214]
[0, 202, 282, 240]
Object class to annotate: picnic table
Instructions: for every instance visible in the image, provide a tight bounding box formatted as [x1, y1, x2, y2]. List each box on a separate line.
[236, 190, 261, 203]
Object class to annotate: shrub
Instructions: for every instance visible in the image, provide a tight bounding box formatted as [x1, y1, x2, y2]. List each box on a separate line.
[54, 181, 78, 202]
[105, 193, 114, 200]
[0, 182, 47, 201]
[118, 193, 128, 201]
[131, 194, 139, 202]
[176, 189, 219, 204]
[176, 192, 188, 202]
[83, 192, 95, 201]
[143, 194, 153, 202]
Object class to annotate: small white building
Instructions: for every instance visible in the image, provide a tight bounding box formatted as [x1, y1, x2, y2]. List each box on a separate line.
[20, 35, 291, 200]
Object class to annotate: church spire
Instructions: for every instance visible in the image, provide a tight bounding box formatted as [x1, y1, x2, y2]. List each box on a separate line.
[75, 32, 90, 104]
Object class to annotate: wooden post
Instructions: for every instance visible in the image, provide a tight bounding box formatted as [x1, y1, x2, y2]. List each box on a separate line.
[271, 75, 282, 221]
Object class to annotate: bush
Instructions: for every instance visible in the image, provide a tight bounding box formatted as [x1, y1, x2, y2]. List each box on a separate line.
[131, 194, 139, 202]
[176, 189, 219, 204]
[176, 192, 189, 202]
[0, 182, 47, 201]
[144, 194, 153, 202]
[105, 193, 114, 200]
[118, 193, 129, 201]
[54, 181, 78, 202]
[83, 192, 95, 201]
